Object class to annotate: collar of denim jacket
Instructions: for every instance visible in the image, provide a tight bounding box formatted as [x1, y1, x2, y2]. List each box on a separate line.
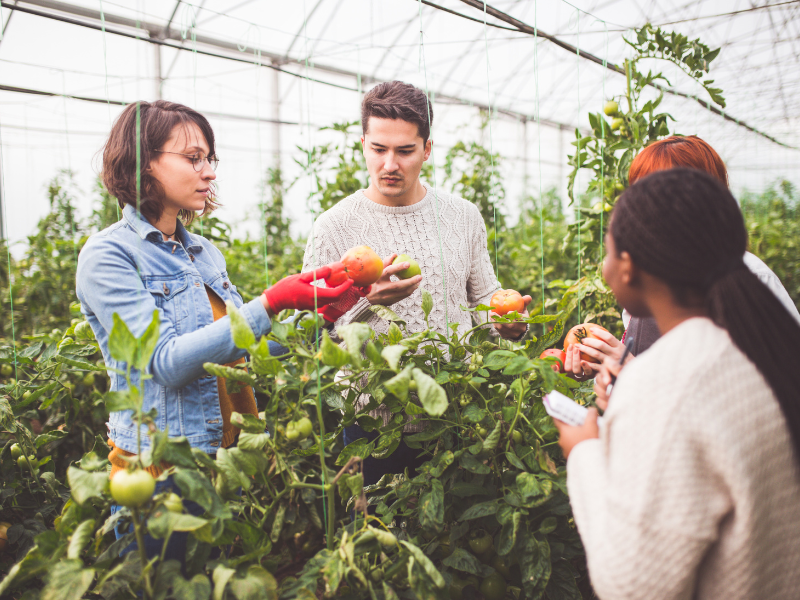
[122, 204, 203, 252]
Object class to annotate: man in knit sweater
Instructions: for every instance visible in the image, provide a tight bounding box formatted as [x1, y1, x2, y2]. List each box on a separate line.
[302, 81, 530, 484]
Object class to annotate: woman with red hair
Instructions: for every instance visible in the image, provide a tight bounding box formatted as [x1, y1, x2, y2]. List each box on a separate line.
[565, 135, 800, 380]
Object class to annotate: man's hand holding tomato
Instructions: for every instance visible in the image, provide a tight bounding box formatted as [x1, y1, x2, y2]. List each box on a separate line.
[366, 253, 423, 307]
[489, 289, 532, 340]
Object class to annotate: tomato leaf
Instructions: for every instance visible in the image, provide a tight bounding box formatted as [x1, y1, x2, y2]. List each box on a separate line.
[412, 368, 447, 417]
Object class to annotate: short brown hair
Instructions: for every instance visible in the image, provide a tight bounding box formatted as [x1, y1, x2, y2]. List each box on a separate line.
[101, 100, 219, 225]
[361, 81, 433, 143]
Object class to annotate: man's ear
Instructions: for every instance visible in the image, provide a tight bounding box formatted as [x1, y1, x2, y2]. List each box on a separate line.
[360, 136, 366, 153]
[423, 139, 432, 161]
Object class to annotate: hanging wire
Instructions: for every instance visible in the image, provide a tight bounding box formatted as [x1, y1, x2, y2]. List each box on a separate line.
[574, 7, 582, 324]
[481, 1, 499, 281]
[533, 1, 545, 330]
[417, 0, 449, 331]
[98, 0, 120, 222]
[0, 109, 19, 380]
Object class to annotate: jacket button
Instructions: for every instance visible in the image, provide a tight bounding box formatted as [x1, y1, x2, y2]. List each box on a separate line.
[195, 282, 201, 287]
[163, 283, 169, 295]
[189, 255, 195, 262]
[222, 281, 230, 289]
[210, 441, 219, 447]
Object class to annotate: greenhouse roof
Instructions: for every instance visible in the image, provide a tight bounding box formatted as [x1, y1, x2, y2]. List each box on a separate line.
[1, 0, 798, 246]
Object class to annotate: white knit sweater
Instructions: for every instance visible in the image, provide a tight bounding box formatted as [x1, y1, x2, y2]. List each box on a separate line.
[567, 318, 800, 599]
[303, 184, 501, 430]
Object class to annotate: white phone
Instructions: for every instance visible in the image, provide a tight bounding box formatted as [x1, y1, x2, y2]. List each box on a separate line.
[543, 390, 604, 427]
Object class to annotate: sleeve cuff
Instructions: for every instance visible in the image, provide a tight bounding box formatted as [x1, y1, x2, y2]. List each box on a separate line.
[344, 296, 374, 323]
[240, 296, 273, 339]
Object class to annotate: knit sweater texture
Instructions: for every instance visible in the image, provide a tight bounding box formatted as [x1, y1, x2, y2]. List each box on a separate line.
[567, 317, 800, 599]
[302, 184, 501, 430]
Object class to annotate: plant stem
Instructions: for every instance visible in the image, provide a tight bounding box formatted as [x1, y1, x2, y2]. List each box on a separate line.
[132, 508, 154, 600]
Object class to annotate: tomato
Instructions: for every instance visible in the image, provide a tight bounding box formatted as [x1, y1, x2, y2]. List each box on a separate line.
[492, 554, 513, 579]
[0, 365, 12, 378]
[611, 117, 624, 131]
[340, 246, 383, 286]
[162, 492, 183, 513]
[324, 262, 349, 287]
[539, 348, 566, 372]
[489, 289, 524, 316]
[0, 522, 10, 553]
[468, 530, 493, 555]
[408, 380, 418, 392]
[603, 100, 619, 116]
[449, 576, 466, 600]
[439, 531, 453, 557]
[10, 444, 22, 459]
[563, 323, 610, 364]
[480, 572, 507, 600]
[459, 394, 470, 407]
[17, 455, 35, 469]
[477, 427, 488, 438]
[511, 430, 523, 444]
[392, 254, 421, 280]
[82, 373, 95, 387]
[110, 469, 155, 508]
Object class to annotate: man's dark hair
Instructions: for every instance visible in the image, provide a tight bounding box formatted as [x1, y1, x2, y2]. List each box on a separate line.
[101, 100, 219, 225]
[612, 168, 800, 460]
[361, 81, 433, 143]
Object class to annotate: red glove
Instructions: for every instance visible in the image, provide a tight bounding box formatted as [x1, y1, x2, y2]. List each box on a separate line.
[318, 285, 372, 323]
[263, 267, 354, 314]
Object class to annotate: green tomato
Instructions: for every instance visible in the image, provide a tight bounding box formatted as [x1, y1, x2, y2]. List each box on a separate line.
[449, 577, 465, 600]
[17, 455, 36, 469]
[82, 373, 95, 387]
[0, 364, 12, 378]
[110, 469, 155, 508]
[408, 380, 418, 392]
[610, 117, 624, 131]
[480, 572, 507, 600]
[511, 430, 523, 444]
[162, 492, 183, 513]
[10, 443, 22, 459]
[289, 417, 313, 441]
[477, 427, 488, 438]
[468, 531, 493, 555]
[22, 391, 31, 401]
[392, 254, 422, 279]
[459, 395, 470, 407]
[603, 100, 619, 116]
[492, 554, 513, 579]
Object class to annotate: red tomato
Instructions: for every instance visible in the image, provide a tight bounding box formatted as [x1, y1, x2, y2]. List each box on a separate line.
[563, 323, 610, 364]
[489, 289, 524, 316]
[325, 261, 348, 286]
[341, 246, 383, 286]
[539, 349, 566, 372]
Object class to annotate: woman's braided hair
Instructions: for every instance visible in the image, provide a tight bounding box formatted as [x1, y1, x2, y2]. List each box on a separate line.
[612, 168, 800, 458]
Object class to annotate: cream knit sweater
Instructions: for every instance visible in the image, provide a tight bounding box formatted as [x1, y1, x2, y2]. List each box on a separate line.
[302, 184, 501, 430]
[567, 318, 800, 599]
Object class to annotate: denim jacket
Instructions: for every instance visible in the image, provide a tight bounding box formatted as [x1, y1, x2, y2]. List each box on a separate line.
[76, 204, 280, 454]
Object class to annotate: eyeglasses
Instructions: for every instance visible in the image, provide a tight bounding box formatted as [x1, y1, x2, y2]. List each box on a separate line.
[152, 150, 219, 172]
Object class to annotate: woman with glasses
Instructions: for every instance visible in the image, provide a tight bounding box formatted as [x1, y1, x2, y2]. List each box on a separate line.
[76, 100, 353, 563]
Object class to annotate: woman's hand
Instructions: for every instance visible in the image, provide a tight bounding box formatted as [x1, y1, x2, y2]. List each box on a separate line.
[263, 267, 354, 314]
[553, 408, 600, 459]
[564, 345, 599, 382]
[565, 329, 632, 381]
[593, 355, 628, 411]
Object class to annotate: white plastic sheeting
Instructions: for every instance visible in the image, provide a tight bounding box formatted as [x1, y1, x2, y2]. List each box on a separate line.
[0, 0, 798, 249]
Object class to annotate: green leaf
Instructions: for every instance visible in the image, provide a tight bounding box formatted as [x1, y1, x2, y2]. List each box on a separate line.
[174, 470, 231, 519]
[503, 356, 534, 375]
[421, 289, 433, 321]
[338, 323, 371, 366]
[54, 355, 104, 371]
[230, 411, 267, 434]
[483, 350, 517, 370]
[108, 313, 137, 365]
[337, 472, 364, 505]
[238, 431, 270, 451]
[381, 345, 407, 372]
[482, 421, 502, 451]
[387, 322, 403, 345]
[442, 547, 483, 575]
[419, 479, 444, 532]
[148, 511, 209, 539]
[412, 368, 447, 417]
[459, 452, 490, 474]
[67, 465, 109, 505]
[41, 560, 94, 600]
[227, 565, 278, 600]
[319, 330, 350, 368]
[137, 309, 161, 370]
[498, 511, 521, 556]
[384, 365, 412, 401]
[66, 519, 95, 559]
[400, 541, 446, 589]
[458, 500, 498, 521]
[104, 390, 139, 412]
[369, 304, 406, 324]
[203, 363, 255, 385]
[226, 300, 256, 349]
[336, 437, 374, 466]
